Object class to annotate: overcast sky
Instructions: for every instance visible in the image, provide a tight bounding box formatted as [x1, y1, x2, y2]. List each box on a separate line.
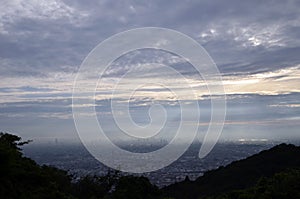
[0, 0, 299, 143]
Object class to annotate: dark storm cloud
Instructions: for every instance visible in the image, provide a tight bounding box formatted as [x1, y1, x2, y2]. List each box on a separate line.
[1, 0, 300, 78]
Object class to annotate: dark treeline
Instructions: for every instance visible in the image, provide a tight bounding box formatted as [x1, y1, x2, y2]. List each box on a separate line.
[0, 132, 300, 199]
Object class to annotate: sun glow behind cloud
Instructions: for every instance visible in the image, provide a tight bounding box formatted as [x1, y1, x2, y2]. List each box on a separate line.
[0, 64, 300, 104]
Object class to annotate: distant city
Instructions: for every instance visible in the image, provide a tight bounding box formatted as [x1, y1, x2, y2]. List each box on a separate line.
[22, 139, 299, 187]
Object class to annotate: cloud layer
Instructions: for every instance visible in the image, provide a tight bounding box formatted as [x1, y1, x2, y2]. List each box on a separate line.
[0, 0, 300, 141]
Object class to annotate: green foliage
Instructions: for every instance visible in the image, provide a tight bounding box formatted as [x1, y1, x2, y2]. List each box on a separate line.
[110, 175, 160, 199]
[210, 169, 300, 199]
[73, 170, 120, 199]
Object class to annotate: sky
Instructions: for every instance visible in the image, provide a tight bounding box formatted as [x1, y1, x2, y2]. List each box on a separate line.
[0, 0, 300, 143]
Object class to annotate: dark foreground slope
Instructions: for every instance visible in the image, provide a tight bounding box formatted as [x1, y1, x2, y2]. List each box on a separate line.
[212, 168, 300, 199]
[162, 143, 300, 199]
[0, 133, 74, 198]
[1, 132, 300, 199]
[0, 132, 159, 199]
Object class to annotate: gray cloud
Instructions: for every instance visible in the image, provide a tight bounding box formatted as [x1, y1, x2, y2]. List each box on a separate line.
[1, 0, 300, 78]
[1, 0, 300, 140]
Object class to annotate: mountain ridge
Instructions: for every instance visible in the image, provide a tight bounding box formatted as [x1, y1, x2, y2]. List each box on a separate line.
[162, 143, 300, 198]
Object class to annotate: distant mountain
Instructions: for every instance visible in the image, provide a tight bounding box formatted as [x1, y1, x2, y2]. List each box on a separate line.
[162, 143, 300, 199]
